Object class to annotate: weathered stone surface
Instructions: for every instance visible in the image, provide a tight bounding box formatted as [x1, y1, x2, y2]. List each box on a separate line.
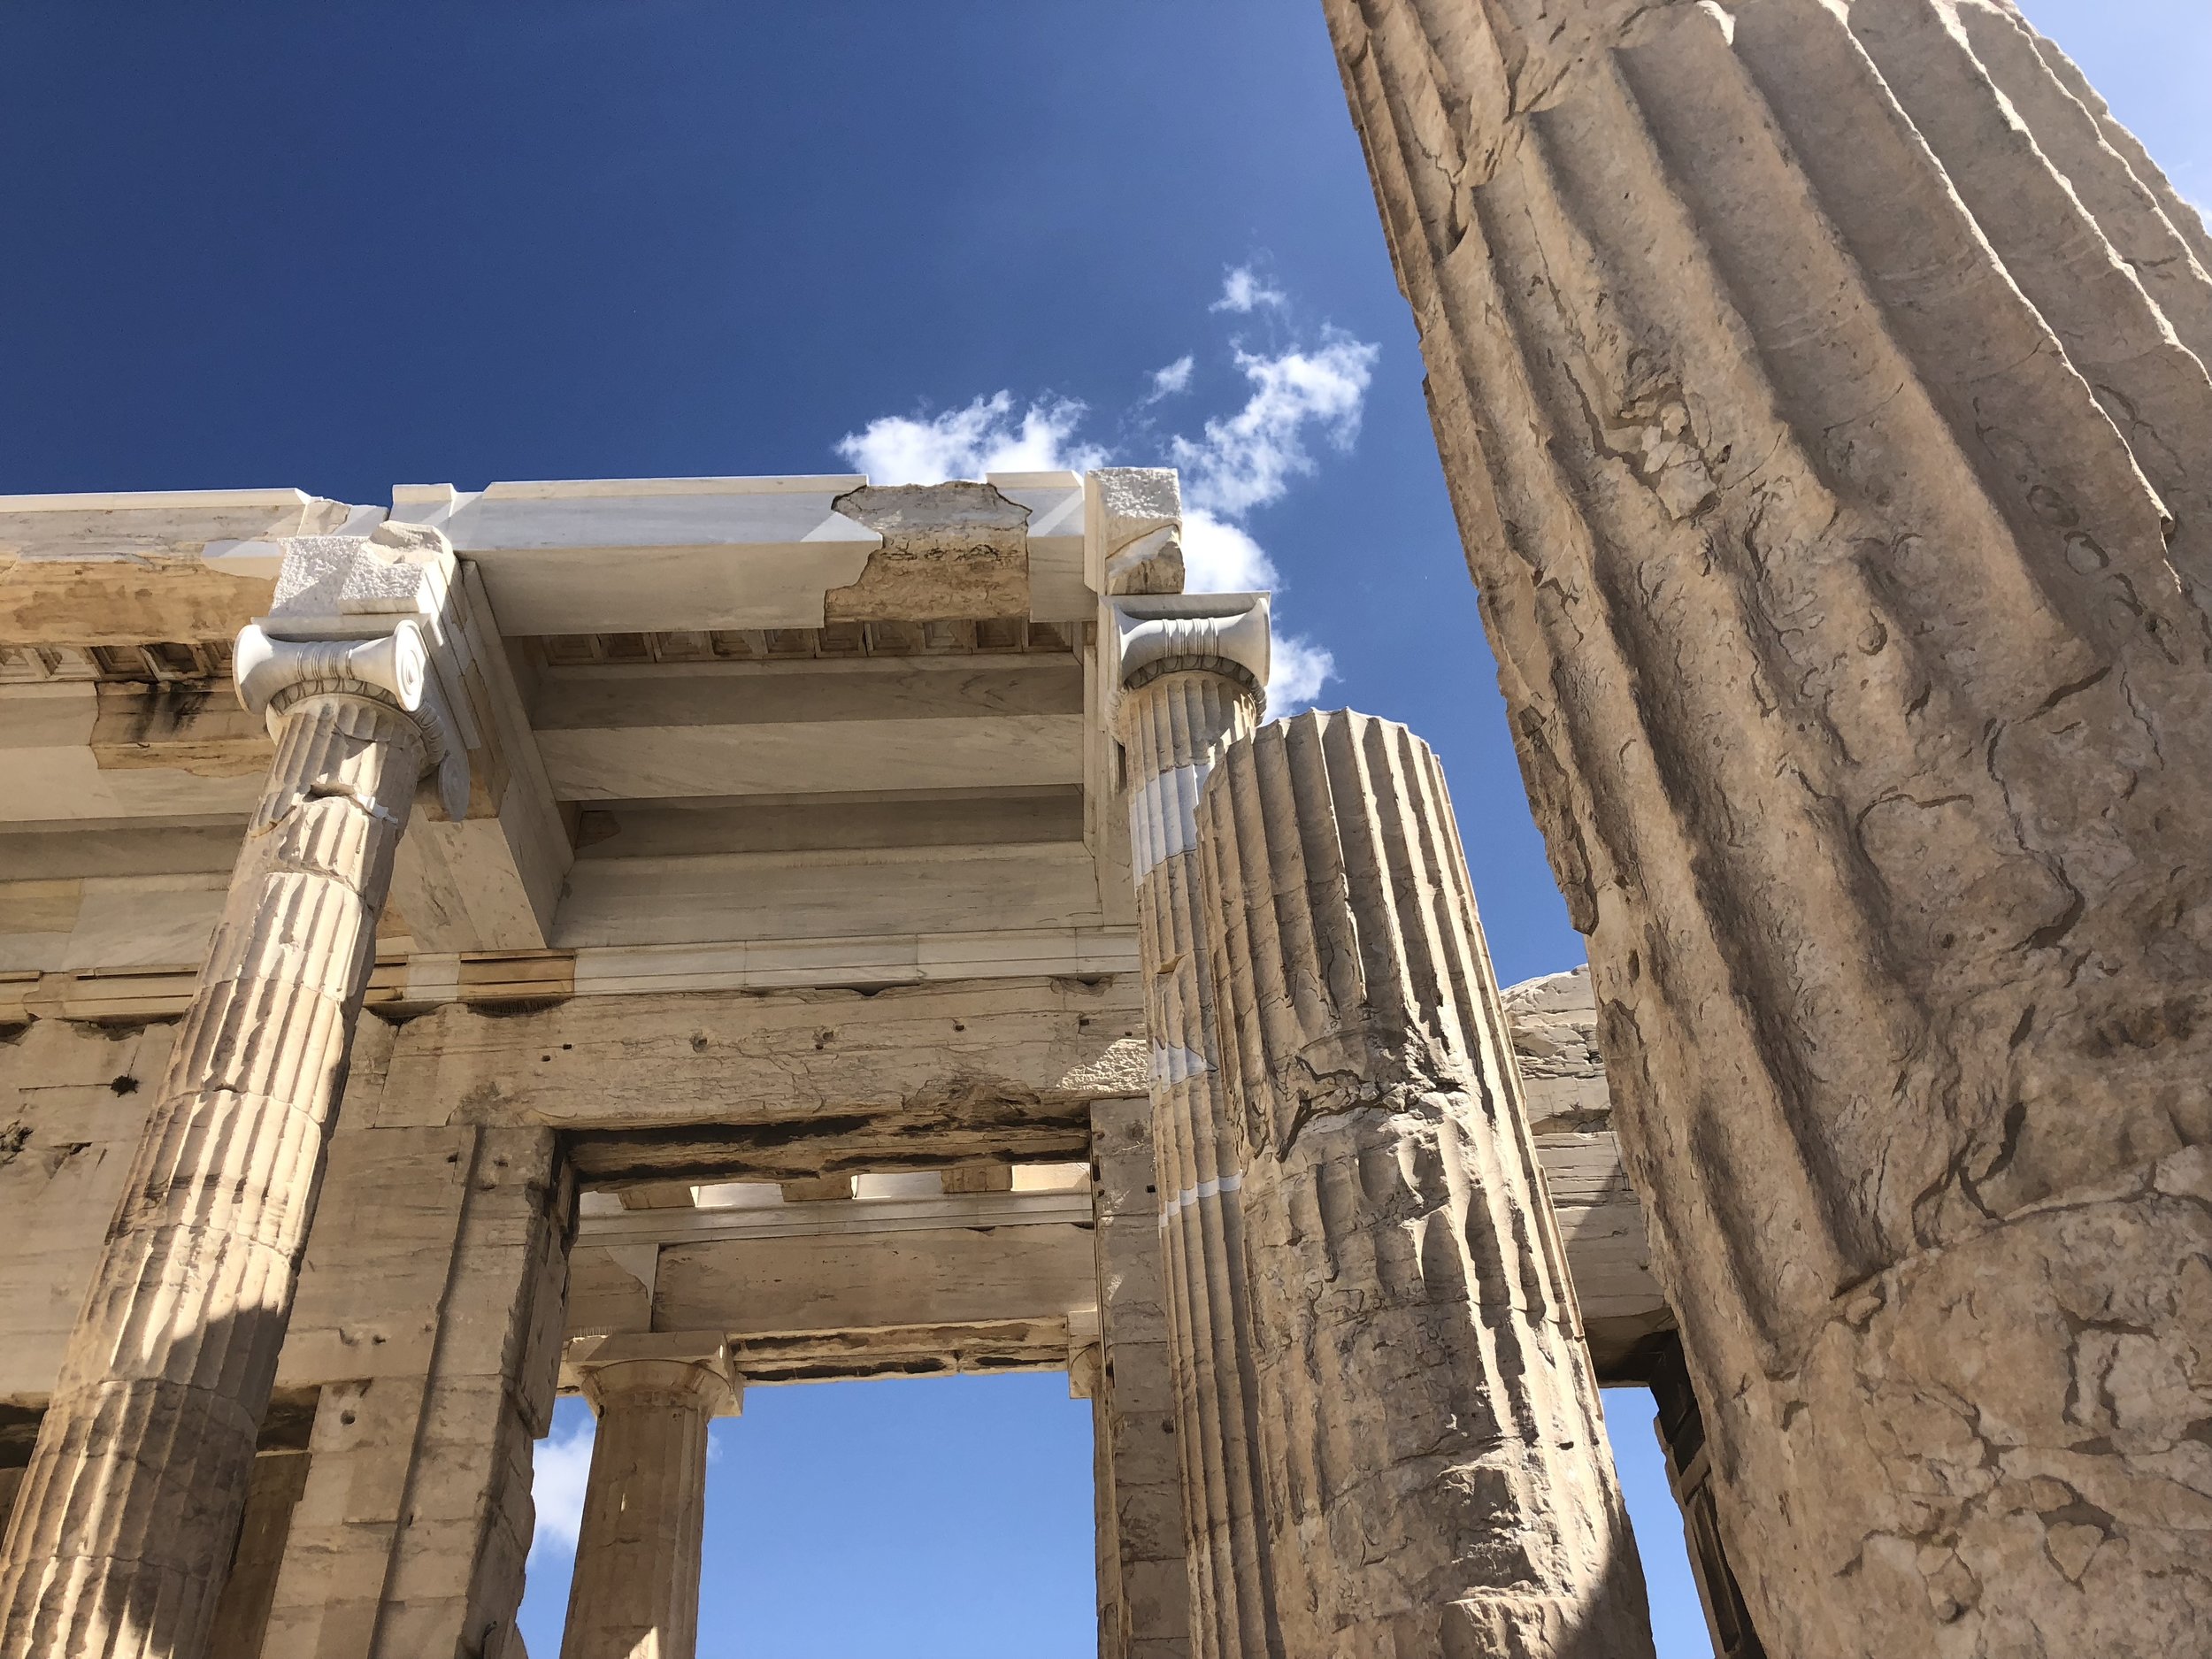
[1115, 630, 1279, 1659]
[204, 1450, 310, 1659]
[646, 1216, 1096, 1334]
[0, 1020, 180, 1402]
[1090, 1097, 1195, 1659]
[0, 682, 427, 1659]
[0, 529, 470, 1659]
[1199, 711, 1651, 1655]
[1504, 967, 1673, 1379]
[1323, 0, 2212, 1650]
[0, 490, 364, 645]
[363, 1128, 571, 1659]
[87, 682, 273, 778]
[1502, 967, 1609, 1135]
[826, 482, 1031, 621]
[257, 1116, 572, 1659]
[1088, 471, 1187, 597]
[373, 974, 1144, 1148]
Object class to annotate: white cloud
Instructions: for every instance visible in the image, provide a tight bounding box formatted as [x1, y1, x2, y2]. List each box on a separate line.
[1172, 334, 1378, 520]
[1179, 513, 1333, 713]
[829, 277, 1377, 719]
[1145, 355, 1194, 402]
[1210, 265, 1287, 314]
[529, 1418, 594, 1562]
[834, 391, 1106, 484]
[1268, 634, 1335, 716]
[1180, 506, 1276, 594]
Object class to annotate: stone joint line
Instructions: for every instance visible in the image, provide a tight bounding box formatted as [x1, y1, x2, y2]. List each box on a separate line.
[1148, 1042, 1212, 1084]
[1127, 761, 1211, 883]
[1156, 1171, 1243, 1229]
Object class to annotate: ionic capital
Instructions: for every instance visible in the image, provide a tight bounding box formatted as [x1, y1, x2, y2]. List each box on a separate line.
[1109, 592, 1271, 705]
[232, 521, 472, 818]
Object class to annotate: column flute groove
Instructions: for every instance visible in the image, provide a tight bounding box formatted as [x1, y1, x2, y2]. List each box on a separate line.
[1321, 0, 2212, 1649]
[1198, 710, 1652, 1656]
[1111, 595, 1280, 1659]
[0, 531, 465, 1659]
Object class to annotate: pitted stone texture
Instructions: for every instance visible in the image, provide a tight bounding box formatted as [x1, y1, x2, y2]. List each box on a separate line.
[1090, 1097, 1196, 1659]
[1117, 666, 1279, 1659]
[1198, 710, 1652, 1656]
[1502, 967, 1609, 1134]
[0, 693, 425, 1659]
[1091, 470, 1187, 597]
[267, 520, 453, 623]
[1499, 966, 1672, 1377]
[253, 1114, 572, 1659]
[826, 482, 1033, 622]
[560, 1356, 734, 1659]
[1323, 0, 2212, 1650]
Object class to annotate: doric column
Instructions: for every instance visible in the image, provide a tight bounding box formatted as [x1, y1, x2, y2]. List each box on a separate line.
[1196, 710, 1652, 1655]
[559, 1337, 740, 1659]
[0, 526, 465, 1659]
[1110, 593, 1279, 1659]
[1322, 0, 2212, 1652]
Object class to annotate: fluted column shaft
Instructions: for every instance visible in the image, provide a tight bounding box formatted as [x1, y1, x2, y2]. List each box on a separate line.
[1197, 710, 1652, 1655]
[1324, 0, 2212, 1651]
[0, 690, 426, 1659]
[559, 1359, 733, 1659]
[1118, 664, 1279, 1659]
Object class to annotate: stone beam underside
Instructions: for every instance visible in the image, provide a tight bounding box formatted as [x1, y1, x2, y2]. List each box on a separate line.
[565, 1195, 1102, 1386]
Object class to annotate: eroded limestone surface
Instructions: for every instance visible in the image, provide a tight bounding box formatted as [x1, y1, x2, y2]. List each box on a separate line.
[0, 467, 1686, 1658]
[0, 530, 456, 1658]
[1323, 0, 2212, 1650]
[1113, 615, 1279, 1659]
[1200, 711, 1652, 1657]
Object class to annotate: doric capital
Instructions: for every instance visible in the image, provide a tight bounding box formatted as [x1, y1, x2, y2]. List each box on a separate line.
[233, 522, 471, 818]
[566, 1331, 743, 1419]
[1110, 592, 1271, 703]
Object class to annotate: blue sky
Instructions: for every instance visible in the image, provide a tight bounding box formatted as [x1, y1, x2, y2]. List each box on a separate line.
[2, 4, 2201, 1655]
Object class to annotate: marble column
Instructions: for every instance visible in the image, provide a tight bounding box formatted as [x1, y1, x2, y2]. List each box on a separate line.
[1322, 0, 2212, 1649]
[0, 529, 464, 1659]
[1110, 595, 1279, 1659]
[1196, 710, 1652, 1655]
[560, 1340, 738, 1659]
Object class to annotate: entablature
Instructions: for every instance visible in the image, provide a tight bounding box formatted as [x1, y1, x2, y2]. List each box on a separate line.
[0, 468, 1193, 967]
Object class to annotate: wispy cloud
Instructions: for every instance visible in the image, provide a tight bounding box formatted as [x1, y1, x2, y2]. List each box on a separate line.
[1144, 355, 1194, 403]
[1180, 508, 1273, 592]
[1267, 635, 1335, 712]
[1171, 334, 1377, 521]
[530, 1417, 595, 1562]
[1210, 264, 1288, 314]
[835, 391, 1106, 484]
[833, 273, 1371, 712]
